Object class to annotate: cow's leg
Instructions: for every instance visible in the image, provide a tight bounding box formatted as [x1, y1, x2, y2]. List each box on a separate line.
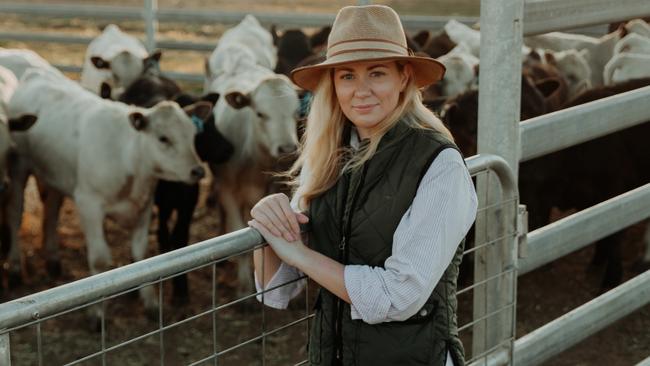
[596, 231, 624, 291]
[41, 187, 64, 278]
[74, 192, 112, 274]
[5, 156, 31, 286]
[219, 188, 251, 296]
[169, 184, 199, 305]
[130, 202, 158, 314]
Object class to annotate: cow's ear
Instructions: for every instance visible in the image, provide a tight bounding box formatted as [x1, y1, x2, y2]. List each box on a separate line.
[544, 52, 556, 65]
[129, 112, 148, 131]
[100, 82, 112, 99]
[184, 101, 213, 121]
[201, 92, 220, 106]
[270, 24, 280, 46]
[412, 30, 430, 48]
[146, 49, 162, 63]
[8, 114, 37, 132]
[91, 56, 110, 69]
[225, 92, 251, 109]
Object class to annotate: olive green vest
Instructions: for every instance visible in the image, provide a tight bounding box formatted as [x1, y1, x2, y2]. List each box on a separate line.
[307, 120, 466, 366]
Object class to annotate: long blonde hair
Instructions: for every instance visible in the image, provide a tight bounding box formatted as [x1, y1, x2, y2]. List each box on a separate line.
[287, 62, 453, 210]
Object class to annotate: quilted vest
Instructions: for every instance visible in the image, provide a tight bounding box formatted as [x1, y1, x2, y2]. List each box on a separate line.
[307, 119, 466, 366]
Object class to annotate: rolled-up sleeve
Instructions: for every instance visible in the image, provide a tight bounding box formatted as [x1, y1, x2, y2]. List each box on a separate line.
[344, 148, 478, 324]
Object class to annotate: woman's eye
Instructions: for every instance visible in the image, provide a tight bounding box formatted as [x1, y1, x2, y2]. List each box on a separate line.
[159, 136, 171, 145]
[340, 73, 354, 80]
[370, 71, 386, 78]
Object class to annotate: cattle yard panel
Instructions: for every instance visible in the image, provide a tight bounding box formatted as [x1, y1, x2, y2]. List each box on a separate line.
[638, 355, 650, 366]
[0, 155, 519, 365]
[476, 0, 650, 365]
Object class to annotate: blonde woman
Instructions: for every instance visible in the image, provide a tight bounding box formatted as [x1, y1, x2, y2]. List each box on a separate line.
[248, 5, 477, 366]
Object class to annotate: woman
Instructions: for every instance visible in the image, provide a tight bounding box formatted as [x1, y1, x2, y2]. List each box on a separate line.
[247, 5, 477, 366]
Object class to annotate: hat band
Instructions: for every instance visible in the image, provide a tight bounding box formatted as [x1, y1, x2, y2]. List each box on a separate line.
[328, 47, 405, 58]
[327, 39, 407, 59]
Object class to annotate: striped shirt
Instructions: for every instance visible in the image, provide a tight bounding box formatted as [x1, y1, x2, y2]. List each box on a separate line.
[254, 135, 477, 366]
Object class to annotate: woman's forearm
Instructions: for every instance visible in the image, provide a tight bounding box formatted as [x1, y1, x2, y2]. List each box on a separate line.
[253, 246, 283, 288]
[292, 245, 351, 304]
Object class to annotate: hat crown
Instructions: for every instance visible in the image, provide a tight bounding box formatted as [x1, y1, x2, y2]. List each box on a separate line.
[326, 5, 408, 58]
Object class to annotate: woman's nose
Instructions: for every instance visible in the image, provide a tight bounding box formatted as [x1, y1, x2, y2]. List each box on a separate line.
[353, 78, 372, 97]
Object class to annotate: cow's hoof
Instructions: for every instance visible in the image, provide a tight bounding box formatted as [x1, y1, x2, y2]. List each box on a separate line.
[46, 259, 62, 278]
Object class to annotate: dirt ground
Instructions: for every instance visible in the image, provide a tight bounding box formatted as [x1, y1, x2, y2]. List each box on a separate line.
[0, 2, 649, 365]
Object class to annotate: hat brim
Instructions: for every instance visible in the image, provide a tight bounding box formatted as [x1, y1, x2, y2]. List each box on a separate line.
[290, 53, 445, 91]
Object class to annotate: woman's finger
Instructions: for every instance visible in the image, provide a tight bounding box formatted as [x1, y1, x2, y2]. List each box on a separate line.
[253, 210, 285, 238]
[276, 197, 301, 238]
[266, 199, 296, 241]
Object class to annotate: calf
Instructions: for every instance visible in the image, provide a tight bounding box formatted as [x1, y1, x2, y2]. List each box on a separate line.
[614, 33, 650, 56]
[6, 69, 207, 312]
[604, 53, 650, 85]
[118, 75, 234, 304]
[80, 24, 161, 99]
[0, 48, 64, 80]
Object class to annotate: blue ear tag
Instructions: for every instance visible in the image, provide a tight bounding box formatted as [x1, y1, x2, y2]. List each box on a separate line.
[191, 115, 204, 133]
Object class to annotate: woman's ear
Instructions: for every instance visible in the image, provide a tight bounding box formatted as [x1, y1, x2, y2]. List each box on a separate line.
[400, 63, 413, 91]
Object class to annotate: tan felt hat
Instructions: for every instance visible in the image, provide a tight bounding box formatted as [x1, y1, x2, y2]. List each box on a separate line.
[290, 5, 445, 91]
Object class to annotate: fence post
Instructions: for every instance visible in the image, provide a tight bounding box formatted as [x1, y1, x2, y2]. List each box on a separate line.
[472, 0, 523, 363]
[0, 333, 10, 365]
[143, 0, 158, 53]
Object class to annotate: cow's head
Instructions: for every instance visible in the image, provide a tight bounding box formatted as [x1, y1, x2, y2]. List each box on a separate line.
[545, 49, 592, 99]
[91, 50, 163, 99]
[225, 77, 299, 157]
[128, 101, 208, 184]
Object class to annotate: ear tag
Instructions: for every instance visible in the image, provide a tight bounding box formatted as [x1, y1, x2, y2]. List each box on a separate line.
[191, 115, 204, 133]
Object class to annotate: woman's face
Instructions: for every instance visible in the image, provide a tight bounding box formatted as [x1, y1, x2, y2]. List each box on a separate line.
[333, 61, 409, 139]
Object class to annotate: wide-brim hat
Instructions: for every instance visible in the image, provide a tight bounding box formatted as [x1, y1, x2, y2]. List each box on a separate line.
[291, 5, 445, 91]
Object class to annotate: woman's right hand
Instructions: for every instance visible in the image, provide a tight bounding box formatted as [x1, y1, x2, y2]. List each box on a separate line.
[250, 193, 309, 242]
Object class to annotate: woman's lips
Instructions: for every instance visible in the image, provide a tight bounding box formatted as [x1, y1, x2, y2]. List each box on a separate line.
[352, 104, 378, 113]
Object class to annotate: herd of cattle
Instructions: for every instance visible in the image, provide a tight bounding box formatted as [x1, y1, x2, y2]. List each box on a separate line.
[0, 15, 648, 313]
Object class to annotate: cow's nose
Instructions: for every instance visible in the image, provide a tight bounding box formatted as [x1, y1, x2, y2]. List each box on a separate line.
[278, 144, 297, 154]
[191, 166, 205, 181]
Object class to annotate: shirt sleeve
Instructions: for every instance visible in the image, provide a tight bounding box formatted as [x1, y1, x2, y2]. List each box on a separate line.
[343, 148, 478, 324]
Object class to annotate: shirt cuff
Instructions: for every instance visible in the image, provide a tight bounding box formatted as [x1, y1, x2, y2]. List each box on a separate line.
[254, 262, 305, 309]
[344, 265, 391, 324]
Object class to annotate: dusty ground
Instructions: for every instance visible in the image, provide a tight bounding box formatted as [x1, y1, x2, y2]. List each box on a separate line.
[0, 2, 649, 365]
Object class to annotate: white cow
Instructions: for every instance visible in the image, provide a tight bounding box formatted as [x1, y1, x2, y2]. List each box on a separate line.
[603, 52, 650, 85]
[437, 42, 479, 96]
[6, 69, 207, 310]
[623, 18, 650, 38]
[0, 48, 64, 80]
[543, 48, 592, 98]
[525, 30, 622, 86]
[205, 16, 297, 294]
[80, 24, 160, 99]
[444, 19, 481, 57]
[204, 15, 277, 91]
[614, 33, 650, 56]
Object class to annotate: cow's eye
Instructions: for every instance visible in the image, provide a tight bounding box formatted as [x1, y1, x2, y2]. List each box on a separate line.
[257, 112, 267, 119]
[158, 135, 171, 145]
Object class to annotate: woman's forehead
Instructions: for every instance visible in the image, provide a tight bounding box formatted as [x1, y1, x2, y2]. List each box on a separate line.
[333, 61, 397, 72]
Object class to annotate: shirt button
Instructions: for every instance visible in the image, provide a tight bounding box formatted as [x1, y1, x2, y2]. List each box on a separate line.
[419, 309, 428, 317]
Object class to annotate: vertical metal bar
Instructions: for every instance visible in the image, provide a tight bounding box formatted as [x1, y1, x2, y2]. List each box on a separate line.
[159, 281, 164, 366]
[261, 249, 266, 366]
[356, 0, 371, 5]
[36, 323, 42, 366]
[101, 301, 107, 366]
[0, 332, 11, 365]
[143, 0, 158, 53]
[473, 0, 523, 363]
[212, 263, 218, 366]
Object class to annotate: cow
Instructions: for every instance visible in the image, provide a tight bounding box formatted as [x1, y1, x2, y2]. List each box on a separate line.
[614, 33, 650, 56]
[444, 19, 481, 57]
[421, 29, 457, 59]
[436, 42, 479, 97]
[524, 29, 622, 87]
[604, 53, 650, 85]
[6, 68, 207, 313]
[0, 48, 64, 80]
[271, 26, 313, 77]
[118, 74, 235, 305]
[80, 24, 162, 99]
[526, 48, 592, 100]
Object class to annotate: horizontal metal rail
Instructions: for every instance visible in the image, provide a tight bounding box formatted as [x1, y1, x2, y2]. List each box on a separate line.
[0, 31, 215, 52]
[53, 64, 204, 83]
[514, 269, 650, 366]
[519, 183, 650, 275]
[466, 154, 517, 200]
[0, 3, 478, 30]
[523, 0, 650, 36]
[520, 86, 650, 162]
[637, 355, 650, 366]
[467, 269, 650, 366]
[0, 228, 263, 331]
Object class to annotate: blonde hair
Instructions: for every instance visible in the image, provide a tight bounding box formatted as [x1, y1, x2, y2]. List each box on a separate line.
[286, 62, 453, 210]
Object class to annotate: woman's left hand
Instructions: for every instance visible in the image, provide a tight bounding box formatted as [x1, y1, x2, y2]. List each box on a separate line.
[248, 219, 308, 267]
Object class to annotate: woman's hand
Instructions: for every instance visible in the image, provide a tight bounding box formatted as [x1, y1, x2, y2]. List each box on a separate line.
[250, 193, 309, 242]
[248, 219, 307, 267]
